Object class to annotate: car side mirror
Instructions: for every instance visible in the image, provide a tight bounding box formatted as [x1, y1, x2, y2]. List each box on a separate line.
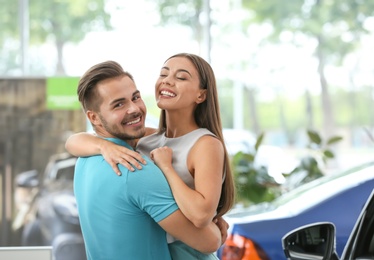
[282, 222, 336, 260]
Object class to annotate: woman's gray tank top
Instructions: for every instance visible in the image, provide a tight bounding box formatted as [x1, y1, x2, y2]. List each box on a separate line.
[136, 128, 215, 190]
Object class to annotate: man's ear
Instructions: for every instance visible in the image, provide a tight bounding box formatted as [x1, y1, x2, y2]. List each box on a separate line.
[196, 89, 207, 104]
[86, 110, 101, 127]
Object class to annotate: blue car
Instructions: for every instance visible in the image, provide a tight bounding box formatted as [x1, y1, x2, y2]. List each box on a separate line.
[282, 189, 374, 259]
[218, 161, 374, 260]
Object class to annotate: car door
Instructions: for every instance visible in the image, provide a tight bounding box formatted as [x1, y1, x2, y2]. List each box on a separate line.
[340, 189, 374, 259]
[282, 189, 374, 260]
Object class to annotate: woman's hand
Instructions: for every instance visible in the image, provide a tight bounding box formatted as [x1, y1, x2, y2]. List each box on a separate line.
[149, 146, 173, 173]
[99, 141, 147, 175]
[214, 217, 229, 245]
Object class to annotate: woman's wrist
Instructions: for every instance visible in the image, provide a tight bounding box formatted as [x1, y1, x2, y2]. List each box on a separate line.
[97, 137, 109, 154]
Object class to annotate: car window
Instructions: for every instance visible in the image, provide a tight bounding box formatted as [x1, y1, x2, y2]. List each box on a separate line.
[55, 165, 75, 181]
[47, 157, 77, 180]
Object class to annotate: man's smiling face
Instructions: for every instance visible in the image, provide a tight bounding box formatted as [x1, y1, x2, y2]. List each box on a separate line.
[89, 75, 147, 145]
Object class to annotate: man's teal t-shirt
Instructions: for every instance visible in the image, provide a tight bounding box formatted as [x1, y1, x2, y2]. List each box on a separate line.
[74, 138, 179, 260]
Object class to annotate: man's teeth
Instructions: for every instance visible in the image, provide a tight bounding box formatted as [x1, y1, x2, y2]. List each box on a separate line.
[161, 90, 176, 97]
[127, 118, 141, 125]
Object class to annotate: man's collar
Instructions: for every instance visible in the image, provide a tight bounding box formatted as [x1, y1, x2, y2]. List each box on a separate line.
[103, 137, 134, 150]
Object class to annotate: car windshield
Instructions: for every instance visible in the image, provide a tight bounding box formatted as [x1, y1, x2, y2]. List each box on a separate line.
[229, 161, 374, 217]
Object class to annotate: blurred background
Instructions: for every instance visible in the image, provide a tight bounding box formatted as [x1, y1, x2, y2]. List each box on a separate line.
[1, 0, 374, 252]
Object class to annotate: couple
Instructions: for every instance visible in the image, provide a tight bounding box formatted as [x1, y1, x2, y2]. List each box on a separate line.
[66, 53, 235, 259]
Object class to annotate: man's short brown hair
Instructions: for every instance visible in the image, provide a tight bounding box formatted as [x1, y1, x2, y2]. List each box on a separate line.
[77, 60, 134, 112]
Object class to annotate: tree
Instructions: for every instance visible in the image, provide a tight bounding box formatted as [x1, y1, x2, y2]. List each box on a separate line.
[0, 0, 18, 41]
[1, 0, 112, 75]
[153, 0, 211, 57]
[242, 0, 374, 137]
[0, 0, 20, 74]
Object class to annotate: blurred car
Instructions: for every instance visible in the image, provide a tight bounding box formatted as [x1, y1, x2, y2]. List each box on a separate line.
[282, 189, 374, 259]
[217, 161, 374, 260]
[222, 128, 298, 183]
[12, 153, 86, 260]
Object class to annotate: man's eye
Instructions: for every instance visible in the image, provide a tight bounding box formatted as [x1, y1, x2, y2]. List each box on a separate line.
[160, 74, 167, 77]
[114, 103, 123, 108]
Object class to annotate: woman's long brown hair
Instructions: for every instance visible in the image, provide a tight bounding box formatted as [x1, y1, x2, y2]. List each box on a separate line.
[157, 53, 235, 217]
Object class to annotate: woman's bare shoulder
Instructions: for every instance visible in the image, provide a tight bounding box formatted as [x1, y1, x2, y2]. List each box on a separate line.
[195, 134, 223, 152]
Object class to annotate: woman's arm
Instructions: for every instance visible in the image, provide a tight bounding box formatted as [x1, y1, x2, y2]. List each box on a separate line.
[150, 136, 224, 228]
[65, 132, 147, 174]
[158, 209, 222, 253]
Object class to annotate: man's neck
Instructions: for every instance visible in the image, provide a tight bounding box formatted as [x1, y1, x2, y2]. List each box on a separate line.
[126, 139, 136, 149]
[95, 134, 136, 149]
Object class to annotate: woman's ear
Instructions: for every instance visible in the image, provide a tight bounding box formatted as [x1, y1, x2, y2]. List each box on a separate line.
[196, 89, 207, 104]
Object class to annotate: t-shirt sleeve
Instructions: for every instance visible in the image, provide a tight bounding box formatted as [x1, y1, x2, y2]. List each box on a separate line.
[126, 159, 179, 222]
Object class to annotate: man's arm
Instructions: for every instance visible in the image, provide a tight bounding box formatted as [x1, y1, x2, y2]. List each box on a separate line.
[158, 209, 222, 254]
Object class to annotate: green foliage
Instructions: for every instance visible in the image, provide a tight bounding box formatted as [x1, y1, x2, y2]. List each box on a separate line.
[0, 0, 112, 75]
[282, 129, 343, 191]
[154, 0, 204, 42]
[155, 0, 202, 26]
[240, 0, 374, 139]
[231, 129, 343, 205]
[333, 86, 374, 126]
[242, 0, 374, 65]
[0, 0, 112, 45]
[0, 0, 18, 43]
[231, 132, 280, 205]
[28, 0, 112, 44]
[306, 129, 343, 163]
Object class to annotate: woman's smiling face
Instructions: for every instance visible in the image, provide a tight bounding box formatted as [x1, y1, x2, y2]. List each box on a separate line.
[155, 56, 205, 111]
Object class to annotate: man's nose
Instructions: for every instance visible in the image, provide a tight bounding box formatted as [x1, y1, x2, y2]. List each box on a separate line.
[127, 101, 141, 114]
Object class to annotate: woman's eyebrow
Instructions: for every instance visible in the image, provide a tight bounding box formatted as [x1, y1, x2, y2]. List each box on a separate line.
[161, 66, 192, 77]
[177, 69, 192, 77]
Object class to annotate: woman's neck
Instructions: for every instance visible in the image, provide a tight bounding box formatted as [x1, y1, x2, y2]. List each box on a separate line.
[164, 111, 199, 138]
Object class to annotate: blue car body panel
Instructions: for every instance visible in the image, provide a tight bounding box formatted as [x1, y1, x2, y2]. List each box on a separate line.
[218, 163, 374, 260]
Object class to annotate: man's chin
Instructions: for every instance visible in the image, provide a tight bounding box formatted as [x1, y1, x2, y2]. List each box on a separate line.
[123, 128, 146, 140]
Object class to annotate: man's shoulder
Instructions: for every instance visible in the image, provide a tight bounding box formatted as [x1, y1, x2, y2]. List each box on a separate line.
[125, 156, 162, 176]
[77, 154, 104, 163]
[124, 158, 168, 188]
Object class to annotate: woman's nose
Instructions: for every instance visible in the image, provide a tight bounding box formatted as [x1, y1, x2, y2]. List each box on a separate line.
[161, 75, 172, 85]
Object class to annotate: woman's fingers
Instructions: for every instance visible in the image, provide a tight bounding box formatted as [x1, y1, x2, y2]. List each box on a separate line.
[102, 145, 147, 174]
[108, 161, 122, 176]
[118, 156, 140, 171]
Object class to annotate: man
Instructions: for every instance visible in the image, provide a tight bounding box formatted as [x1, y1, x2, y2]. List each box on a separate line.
[74, 60, 223, 259]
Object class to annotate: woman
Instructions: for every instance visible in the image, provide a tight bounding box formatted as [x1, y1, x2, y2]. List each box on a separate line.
[66, 53, 235, 259]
